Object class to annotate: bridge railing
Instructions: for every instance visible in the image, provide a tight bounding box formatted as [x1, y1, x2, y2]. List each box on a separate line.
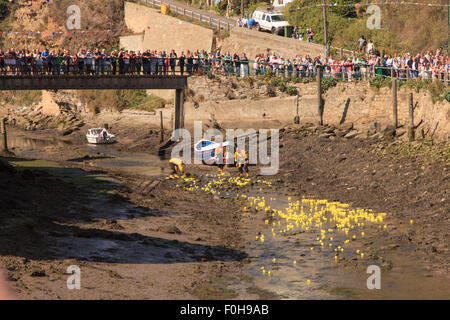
[1, 58, 448, 85]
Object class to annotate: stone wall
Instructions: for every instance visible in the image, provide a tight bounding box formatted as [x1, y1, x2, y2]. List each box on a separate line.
[219, 27, 325, 59]
[121, 2, 214, 53]
[42, 90, 61, 116]
[184, 79, 449, 141]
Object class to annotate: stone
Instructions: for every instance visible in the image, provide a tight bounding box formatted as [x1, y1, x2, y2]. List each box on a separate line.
[344, 131, 358, 139]
[157, 225, 182, 234]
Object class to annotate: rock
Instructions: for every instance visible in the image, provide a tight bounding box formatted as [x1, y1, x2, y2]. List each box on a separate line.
[344, 131, 358, 139]
[370, 122, 381, 132]
[339, 123, 354, 131]
[382, 125, 396, 140]
[62, 129, 73, 136]
[319, 133, 333, 139]
[31, 270, 46, 277]
[157, 225, 182, 234]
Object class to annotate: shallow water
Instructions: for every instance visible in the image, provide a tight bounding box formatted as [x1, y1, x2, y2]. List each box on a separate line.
[6, 126, 168, 177]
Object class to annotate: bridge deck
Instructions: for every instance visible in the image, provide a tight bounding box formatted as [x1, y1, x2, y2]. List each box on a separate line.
[0, 75, 188, 90]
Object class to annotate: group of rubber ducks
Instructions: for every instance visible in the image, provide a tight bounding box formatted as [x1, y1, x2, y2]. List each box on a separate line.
[167, 171, 392, 288]
[249, 196, 390, 281]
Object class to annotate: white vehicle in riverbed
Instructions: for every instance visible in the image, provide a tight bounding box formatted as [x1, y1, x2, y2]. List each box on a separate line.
[86, 128, 115, 144]
[252, 8, 290, 35]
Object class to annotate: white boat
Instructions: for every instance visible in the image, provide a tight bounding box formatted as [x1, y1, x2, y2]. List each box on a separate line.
[194, 139, 232, 165]
[86, 128, 115, 144]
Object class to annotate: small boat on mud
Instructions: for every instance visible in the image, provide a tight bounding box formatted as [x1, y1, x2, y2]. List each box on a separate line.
[194, 139, 232, 165]
[86, 128, 115, 144]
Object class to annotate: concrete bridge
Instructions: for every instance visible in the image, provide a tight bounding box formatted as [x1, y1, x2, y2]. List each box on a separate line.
[0, 75, 188, 130]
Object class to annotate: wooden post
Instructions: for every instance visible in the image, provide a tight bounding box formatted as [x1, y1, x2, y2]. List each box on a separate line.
[408, 93, 415, 141]
[103, 123, 109, 129]
[174, 89, 185, 131]
[218, 19, 221, 30]
[392, 78, 398, 128]
[160, 110, 164, 143]
[339, 48, 343, 58]
[406, 67, 410, 80]
[1, 118, 8, 152]
[294, 94, 300, 124]
[317, 67, 323, 126]
[390, 67, 394, 78]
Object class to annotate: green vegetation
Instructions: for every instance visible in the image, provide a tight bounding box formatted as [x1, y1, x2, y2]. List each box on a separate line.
[286, 85, 298, 96]
[78, 90, 165, 114]
[0, 91, 42, 106]
[427, 79, 445, 104]
[444, 90, 450, 103]
[368, 75, 391, 90]
[284, 1, 448, 54]
[248, 2, 271, 15]
[398, 79, 428, 93]
[375, 139, 450, 165]
[321, 77, 339, 93]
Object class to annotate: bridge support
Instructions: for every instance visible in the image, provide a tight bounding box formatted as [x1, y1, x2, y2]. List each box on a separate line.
[174, 89, 185, 131]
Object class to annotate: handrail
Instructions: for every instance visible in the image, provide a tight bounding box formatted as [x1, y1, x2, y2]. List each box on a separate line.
[0, 57, 448, 85]
[142, 0, 234, 31]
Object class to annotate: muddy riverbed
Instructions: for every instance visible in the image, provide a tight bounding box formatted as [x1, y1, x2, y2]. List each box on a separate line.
[0, 124, 449, 299]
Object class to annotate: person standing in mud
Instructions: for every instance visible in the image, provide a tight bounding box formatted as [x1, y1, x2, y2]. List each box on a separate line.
[215, 143, 225, 174]
[235, 147, 249, 177]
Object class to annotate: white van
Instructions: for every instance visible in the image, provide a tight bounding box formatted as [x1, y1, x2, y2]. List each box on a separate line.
[252, 8, 290, 34]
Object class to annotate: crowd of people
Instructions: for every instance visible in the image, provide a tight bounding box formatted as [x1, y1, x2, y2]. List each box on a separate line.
[0, 47, 448, 82]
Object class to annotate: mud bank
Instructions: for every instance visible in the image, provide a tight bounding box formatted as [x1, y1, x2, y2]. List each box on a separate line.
[0, 120, 448, 299]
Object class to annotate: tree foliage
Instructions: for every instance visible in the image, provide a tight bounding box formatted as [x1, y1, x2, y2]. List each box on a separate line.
[283, 0, 357, 45]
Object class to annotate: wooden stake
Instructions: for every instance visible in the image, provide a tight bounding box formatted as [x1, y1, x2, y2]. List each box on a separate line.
[1, 118, 8, 152]
[317, 68, 323, 126]
[392, 78, 398, 128]
[160, 110, 164, 143]
[408, 93, 415, 141]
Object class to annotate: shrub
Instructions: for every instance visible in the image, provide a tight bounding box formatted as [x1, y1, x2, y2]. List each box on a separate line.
[266, 85, 276, 97]
[444, 90, 450, 103]
[269, 77, 283, 87]
[428, 79, 444, 104]
[286, 86, 298, 96]
[369, 75, 390, 90]
[321, 77, 339, 93]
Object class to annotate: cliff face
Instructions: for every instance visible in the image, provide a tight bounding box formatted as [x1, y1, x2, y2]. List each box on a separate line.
[1, 0, 126, 51]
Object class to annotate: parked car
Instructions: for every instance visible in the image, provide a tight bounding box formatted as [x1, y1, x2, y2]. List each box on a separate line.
[252, 8, 290, 35]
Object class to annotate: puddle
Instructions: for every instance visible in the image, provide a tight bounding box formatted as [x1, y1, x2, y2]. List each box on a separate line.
[48, 233, 244, 265]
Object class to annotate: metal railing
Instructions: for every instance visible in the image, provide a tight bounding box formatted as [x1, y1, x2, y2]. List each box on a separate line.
[142, 0, 234, 30]
[1, 57, 448, 85]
